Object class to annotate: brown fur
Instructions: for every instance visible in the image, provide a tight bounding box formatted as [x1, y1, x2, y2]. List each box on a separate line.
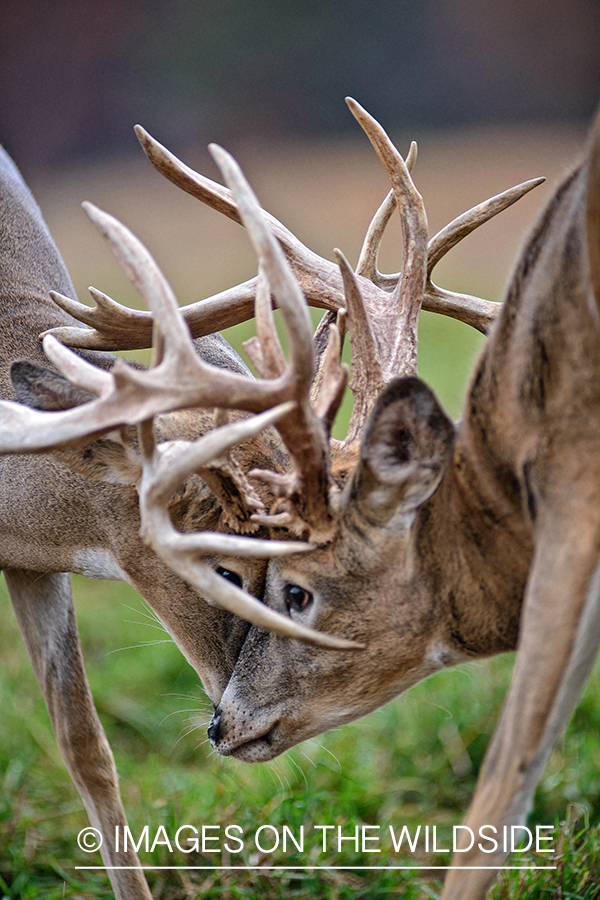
[210, 112, 600, 899]
[0, 144, 287, 900]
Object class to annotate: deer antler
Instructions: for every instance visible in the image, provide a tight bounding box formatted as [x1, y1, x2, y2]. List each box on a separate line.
[35, 100, 545, 557]
[207, 142, 342, 540]
[0, 190, 362, 648]
[43, 107, 542, 353]
[136, 403, 359, 649]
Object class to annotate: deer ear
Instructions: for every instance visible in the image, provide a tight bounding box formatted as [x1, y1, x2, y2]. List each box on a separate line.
[347, 377, 455, 526]
[10, 360, 95, 409]
[10, 359, 142, 485]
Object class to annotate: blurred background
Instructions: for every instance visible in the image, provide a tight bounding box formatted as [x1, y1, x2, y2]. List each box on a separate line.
[1, 0, 599, 170]
[0, 0, 597, 404]
[1, 4, 600, 897]
[2, 0, 598, 418]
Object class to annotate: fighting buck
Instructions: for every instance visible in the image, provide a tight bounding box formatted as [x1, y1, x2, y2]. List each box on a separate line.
[0, 139, 361, 900]
[0, 97, 562, 900]
[204, 103, 600, 900]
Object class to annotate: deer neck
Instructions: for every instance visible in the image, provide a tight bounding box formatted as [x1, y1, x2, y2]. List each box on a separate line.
[422, 154, 596, 663]
[414, 418, 533, 661]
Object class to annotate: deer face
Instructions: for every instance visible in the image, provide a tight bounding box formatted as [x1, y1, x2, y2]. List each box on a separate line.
[209, 377, 465, 760]
[209, 538, 457, 761]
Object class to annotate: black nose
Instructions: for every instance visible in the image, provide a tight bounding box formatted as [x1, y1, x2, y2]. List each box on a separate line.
[208, 709, 223, 746]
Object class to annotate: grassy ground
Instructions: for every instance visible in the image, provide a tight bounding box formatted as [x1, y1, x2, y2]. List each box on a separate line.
[1, 571, 600, 898]
[2, 125, 599, 898]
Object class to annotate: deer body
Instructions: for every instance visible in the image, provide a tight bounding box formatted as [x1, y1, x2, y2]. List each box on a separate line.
[207, 119, 600, 897]
[440, 141, 600, 896]
[0, 145, 287, 900]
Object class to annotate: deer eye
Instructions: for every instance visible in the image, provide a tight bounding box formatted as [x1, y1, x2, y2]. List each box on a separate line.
[284, 584, 313, 613]
[216, 566, 243, 589]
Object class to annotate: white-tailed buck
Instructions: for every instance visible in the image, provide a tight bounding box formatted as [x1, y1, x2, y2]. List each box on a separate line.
[0, 96, 588, 900]
[0, 136, 360, 900]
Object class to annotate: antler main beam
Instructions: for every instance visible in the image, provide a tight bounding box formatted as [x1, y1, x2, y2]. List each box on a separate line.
[44, 105, 543, 355]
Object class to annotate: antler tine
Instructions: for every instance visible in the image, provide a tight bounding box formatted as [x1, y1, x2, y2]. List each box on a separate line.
[353, 176, 546, 335]
[346, 97, 428, 378]
[136, 125, 345, 300]
[82, 202, 193, 356]
[356, 189, 396, 283]
[45, 280, 260, 350]
[208, 143, 315, 382]
[427, 177, 545, 273]
[356, 140, 418, 285]
[242, 265, 286, 379]
[138, 401, 362, 650]
[45, 287, 153, 350]
[423, 176, 546, 335]
[423, 288, 500, 334]
[334, 248, 389, 440]
[137, 125, 346, 291]
[310, 318, 348, 430]
[209, 143, 336, 539]
[135, 124, 242, 225]
[42, 333, 114, 397]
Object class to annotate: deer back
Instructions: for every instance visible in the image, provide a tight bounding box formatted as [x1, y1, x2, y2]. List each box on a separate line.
[0, 147, 99, 385]
[464, 127, 600, 513]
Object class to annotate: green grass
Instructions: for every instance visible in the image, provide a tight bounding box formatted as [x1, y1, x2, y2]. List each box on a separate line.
[1, 313, 600, 898]
[2, 572, 600, 898]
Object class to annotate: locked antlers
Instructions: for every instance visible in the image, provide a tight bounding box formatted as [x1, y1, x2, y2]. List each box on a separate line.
[0, 145, 361, 649]
[2, 99, 544, 647]
[43, 99, 543, 522]
[47, 100, 542, 353]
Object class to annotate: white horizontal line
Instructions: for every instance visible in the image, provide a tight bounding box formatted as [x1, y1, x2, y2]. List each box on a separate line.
[75, 865, 558, 871]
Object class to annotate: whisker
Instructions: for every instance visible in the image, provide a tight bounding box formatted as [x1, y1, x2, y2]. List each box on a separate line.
[162, 692, 208, 702]
[159, 707, 201, 725]
[308, 740, 342, 773]
[286, 753, 308, 789]
[263, 762, 285, 793]
[123, 618, 172, 634]
[174, 722, 204, 749]
[298, 749, 317, 770]
[105, 639, 173, 655]
[122, 602, 168, 630]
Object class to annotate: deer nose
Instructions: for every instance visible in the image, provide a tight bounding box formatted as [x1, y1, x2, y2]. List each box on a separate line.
[208, 708, 223, 746]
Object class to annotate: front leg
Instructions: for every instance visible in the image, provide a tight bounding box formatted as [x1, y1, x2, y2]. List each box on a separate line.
[5, 568, 152, 900]
[441, 504, 600, 900]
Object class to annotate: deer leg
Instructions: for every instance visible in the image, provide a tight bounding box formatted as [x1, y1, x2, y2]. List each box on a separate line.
[4, 568, 152, 900]
[441, 508, 600, 900]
